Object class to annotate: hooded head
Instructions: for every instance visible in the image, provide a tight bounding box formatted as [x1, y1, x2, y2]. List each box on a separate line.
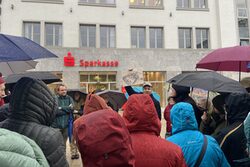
[170, 102, 198, 135]
[212, 95, 225, 114]
[83, 94, 110, 115]
[123, 94, 161, 136]
[74, 109, 135, 167]
[9, 77, 57, 126]
[225, 93, 250, 125]
[171, 84, 190, 103]
[0, 73, 6, 99]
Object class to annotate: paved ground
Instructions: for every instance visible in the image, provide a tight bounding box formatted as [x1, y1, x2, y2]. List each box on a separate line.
[66, 111, 167, 167]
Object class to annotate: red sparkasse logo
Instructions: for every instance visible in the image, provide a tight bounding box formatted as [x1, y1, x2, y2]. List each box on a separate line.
[64, 52, 75, 67]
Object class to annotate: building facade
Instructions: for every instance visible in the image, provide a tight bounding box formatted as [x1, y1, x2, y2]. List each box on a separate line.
[0, 0, 247, 106]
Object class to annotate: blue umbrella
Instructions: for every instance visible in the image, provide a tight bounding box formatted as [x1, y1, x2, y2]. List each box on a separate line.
[125, 86, 160, 102]
[68, 112, 74, 143]
[0, 34, 57, 62]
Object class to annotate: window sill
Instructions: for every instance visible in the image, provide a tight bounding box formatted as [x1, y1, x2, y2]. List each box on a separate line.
[176, 7, 209, 12]
[22, 0, 64, 4]
[78, 2, 116, 8]
[130, 5, 164, 10]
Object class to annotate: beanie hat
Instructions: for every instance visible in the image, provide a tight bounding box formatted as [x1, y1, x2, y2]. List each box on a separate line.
[212, 95, 225, 114]
[172, 84, 190, 96]
[0, 73, 5, 85]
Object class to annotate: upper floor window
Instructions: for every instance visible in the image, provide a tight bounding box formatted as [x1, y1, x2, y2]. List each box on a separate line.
[131, 27, 146, 48]
[129, 0, 163, 8]
[80, 25, 96, 47]
[177, 0, 190, 8]
[23, 22, 40, 44]
[45, 23, 62, 47]
[79, 0, 115, 5]
[149, 27, 163, 48]
[194, 0, 207, 8]
[196, 28, 209, 49]
[100, 25, 116, 48]
[178, 28, 192, 48]
[177, 0, 208, 9]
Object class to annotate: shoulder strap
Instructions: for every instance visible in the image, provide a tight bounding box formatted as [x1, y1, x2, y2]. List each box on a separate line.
[194, 135, 208, 167]
[219, 123, 243, 147]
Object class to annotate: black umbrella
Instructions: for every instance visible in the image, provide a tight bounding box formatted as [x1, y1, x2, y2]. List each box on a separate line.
[96, 90, 127, 111]
[168, 71, 247, 93]
[67, 89, 87, 99]
[5, 71, 61, 85]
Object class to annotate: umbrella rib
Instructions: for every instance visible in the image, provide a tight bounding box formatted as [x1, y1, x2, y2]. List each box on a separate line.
[26, 61, 36, 68]
[6, 62, 15, 74]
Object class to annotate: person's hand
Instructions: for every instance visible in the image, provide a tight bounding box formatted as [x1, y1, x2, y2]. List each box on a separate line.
[201, 112, 209, 124]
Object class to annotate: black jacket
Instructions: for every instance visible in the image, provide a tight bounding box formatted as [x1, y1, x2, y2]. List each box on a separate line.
[0, 77, 69, 167]
[125, 86, 161, 120]
[214, 93, 250, 165]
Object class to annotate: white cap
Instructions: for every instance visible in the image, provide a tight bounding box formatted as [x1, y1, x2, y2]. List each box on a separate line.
[143, 82, 152, 88]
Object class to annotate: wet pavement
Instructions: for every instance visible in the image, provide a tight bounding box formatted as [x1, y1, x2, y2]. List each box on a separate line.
[66, 111, 167, 167]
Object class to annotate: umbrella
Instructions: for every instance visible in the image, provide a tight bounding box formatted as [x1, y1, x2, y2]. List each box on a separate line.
[167, 71, 247, 93]
[67, 89, 87, 99]
[96, 90, 127, 111]
[68, 112, 73, 143]
[0, 60, 37, 76]
[5, 71, 61, 85]
[0, 34, 57, 62]
[124, 86, 161, 102]
[196, 45, 250, 80]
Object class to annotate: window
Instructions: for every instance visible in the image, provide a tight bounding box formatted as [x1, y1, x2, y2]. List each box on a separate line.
[79, 0, 115, 5]
[131, 27, 146, 48]
[100, 25, 116, 48]
[45, 23, 62, 46]
[177, 0, 189, 8]
[80, 25, 96, 47]
[194, 0, 206, 8]
[79, 72, 117, 93]
[149, 27, 163, 48]
[23, 22, 40, 44]
[178, 28, 192, 48]
[238, 18, 249, 38]
[129, 0, 162, 7]
[196, 28, 209, 49]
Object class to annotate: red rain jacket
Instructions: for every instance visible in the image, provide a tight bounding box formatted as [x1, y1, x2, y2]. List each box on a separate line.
[123, 94, 187, 167]
[74, 94, 135, 167]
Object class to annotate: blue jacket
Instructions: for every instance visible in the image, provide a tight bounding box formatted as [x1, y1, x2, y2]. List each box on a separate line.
[167, 102, 229, 167]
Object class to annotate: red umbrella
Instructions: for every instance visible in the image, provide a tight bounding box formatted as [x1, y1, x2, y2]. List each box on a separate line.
[196, 46, 250, 80]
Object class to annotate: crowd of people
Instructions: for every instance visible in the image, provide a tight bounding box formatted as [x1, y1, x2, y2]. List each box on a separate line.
[0, 73, 250, 167]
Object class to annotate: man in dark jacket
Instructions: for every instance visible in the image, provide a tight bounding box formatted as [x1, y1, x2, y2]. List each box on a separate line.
[0, 77, 69, 167]
[214, 93, 250, 165]
[125, 82, 161, 120]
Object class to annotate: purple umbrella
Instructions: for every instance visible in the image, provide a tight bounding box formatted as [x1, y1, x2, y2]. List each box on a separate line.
[196, 45, 250, 80]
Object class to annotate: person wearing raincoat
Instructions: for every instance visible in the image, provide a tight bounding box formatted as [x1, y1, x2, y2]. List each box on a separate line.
[74, 94, 135, 167]
[167, 102, 230, 167]
[51, 84, 74, 148]
[0, 77, 68, 167]
[123, 94, 187, 167]
[0, 128, 49, 167]
[214, 93, 250, 165]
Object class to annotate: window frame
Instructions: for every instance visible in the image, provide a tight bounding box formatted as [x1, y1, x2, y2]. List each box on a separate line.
[195, 28, 210, 49]
[149, 27, 164, 48]
[100, 25, 116, 48]
[178, 27, 193, 49]
[79, 24, 97, 48]
[23, 21, 41, 44]
[131, 26, 146, 48]
[45, 22, 63, 47]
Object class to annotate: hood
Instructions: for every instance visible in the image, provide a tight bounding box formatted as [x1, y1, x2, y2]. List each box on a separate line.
[123, 94, 161, 136]
[83, 94, 110, 115]
[74, 109, 135, 167]
[9, 77, 57, 126]
[170, 102, 198, 135]
[225, 93, 250, 124]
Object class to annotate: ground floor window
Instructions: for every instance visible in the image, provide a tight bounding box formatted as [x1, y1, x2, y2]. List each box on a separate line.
[79, 71, 117, 93]
[143, 71, 166, 107]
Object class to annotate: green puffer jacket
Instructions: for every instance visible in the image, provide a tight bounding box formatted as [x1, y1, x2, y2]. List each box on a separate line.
[0, 128, 49, 167]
